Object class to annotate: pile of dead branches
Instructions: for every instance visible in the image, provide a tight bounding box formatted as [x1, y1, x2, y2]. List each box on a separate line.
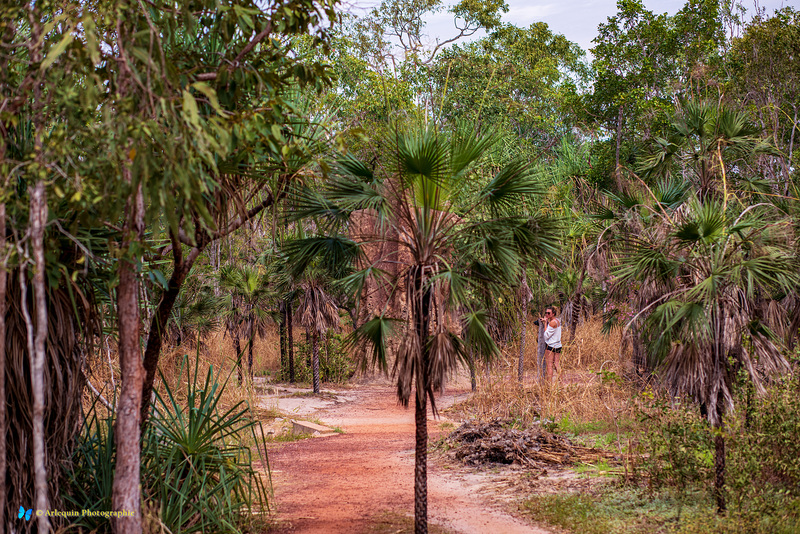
[445, 419, 616, 467]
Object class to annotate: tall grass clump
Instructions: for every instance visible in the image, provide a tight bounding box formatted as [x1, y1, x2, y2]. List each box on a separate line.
[65, 355, 271, 533]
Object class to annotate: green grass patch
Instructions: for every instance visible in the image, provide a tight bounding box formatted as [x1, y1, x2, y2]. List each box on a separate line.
[523, 485, 800, 534]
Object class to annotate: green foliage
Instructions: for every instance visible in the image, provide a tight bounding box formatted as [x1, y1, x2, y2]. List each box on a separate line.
[282, 331, 355, 384]
[636, 397, 714, 492]
[64, 356, 270, 533]
[727, 372, 800, 520]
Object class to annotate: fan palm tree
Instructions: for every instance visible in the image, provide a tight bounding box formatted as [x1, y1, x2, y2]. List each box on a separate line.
[614, 197, 798, 513]
[289, 122, 560, 533]
[295, 267, 340, 394]
[642, 99, 776, 200]
[219, 264, 273, 383]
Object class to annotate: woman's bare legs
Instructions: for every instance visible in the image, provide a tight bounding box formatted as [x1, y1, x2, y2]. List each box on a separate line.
[545, 350, 560, 381]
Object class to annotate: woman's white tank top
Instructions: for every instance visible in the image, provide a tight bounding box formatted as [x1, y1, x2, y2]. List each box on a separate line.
[544, 319, 562, 349]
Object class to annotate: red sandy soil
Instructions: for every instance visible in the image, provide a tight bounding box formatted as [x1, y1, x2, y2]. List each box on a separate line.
[266, 384, 552, 534]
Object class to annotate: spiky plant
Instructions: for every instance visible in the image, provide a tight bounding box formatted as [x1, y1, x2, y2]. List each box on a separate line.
[289, 122, 560, 533]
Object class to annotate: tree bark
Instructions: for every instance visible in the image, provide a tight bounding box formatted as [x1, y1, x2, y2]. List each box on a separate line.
[248, 325, 255, 381]
[140, 236, 200, 428]
[0, 203, 5, 534]
[714, 404, 726, 514]
[312, 331, 320, 394]
[537, 321, 546, 380]
[569, 268, 586, 343]
[112, 181, 145, 534]
[468, 348, 476, 392]
[288, 299, 295, 383]
[615, 105, 624, 190]
[413, 278, 432, 534]
[279, 300, 286, 377]
[234, 336, 242, 385]
[30, 183, 50, 533]
[518, 292, 528, 384]
[414, 392, 428, 534]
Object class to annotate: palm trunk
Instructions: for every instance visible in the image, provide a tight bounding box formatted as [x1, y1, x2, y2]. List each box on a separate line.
[305, 329, 311, 369]
[112, 180, 145, 534]
[0, 203, 5, 534]
[30, 183, 50, 533]
[518, 296, 527, 383]
[413, 278, 432, 534]
[234, 336, 242, 384]
[279, 300, 286, 377]
[537, 320, 546, 380]
[714, 402, 726, 514]
[468, 348, 476, 392]
[414, 392, 428, 534]
[312, 331, 320, 394]
[248, 326, 255, 381]
[615, 105, 624, 190]
[288, 299, 295, 383]
[569, 269, 586, 343]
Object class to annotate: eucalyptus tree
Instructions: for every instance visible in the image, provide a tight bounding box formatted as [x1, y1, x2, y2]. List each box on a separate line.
[726, 7, 800, 189]
[290, 122, 560, 533]
[2, 0, 339, 530]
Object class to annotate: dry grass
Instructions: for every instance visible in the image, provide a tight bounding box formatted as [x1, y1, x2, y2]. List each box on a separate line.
[84, 324, 283, 417]
[449, 319, 637, 435]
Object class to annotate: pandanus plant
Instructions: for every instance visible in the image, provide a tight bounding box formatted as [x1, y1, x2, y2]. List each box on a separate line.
[288, 122, 560, 533]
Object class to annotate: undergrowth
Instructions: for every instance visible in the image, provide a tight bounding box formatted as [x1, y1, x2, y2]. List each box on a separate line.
[65, 355, 271, 533]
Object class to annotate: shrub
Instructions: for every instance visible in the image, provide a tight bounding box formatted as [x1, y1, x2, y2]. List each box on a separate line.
[64, 355, 270, 533]
[636, 395, 714, 493]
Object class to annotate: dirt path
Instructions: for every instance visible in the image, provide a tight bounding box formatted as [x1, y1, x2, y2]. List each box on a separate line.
[264, 384, 551, 533]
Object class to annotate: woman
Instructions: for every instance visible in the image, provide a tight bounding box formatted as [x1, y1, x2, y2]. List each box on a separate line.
[541, 305, 562, 381]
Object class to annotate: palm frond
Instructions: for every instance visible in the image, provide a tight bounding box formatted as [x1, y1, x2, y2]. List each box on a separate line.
[283, 236, 360, 278]
[479, 159, 543, 215]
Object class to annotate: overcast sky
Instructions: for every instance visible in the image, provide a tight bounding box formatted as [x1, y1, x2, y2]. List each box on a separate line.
[346, 0, 794, 55]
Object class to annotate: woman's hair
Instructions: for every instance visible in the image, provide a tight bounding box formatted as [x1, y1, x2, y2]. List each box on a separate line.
[545, 305, 558, 316]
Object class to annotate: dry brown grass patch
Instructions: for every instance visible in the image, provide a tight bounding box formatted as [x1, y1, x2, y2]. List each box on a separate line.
[449, 319, 636, 434]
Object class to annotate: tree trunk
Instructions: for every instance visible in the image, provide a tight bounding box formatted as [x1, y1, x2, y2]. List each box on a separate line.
[615, 105, 624, 190]
[305, 329, 311, 369]
[112, 181, 145, 534]
[234, 336, 242, 385]
[312, 331, 320, 394]
[714, 403, 726, 514]
[518, 295, 527, 384]
[288, 299, 295, 383]
[413, 278, 432, 534]
[279, 300, 286, 377]
[537, 321, 546, 380]
[414, 392, 428, 534]
[569, 269, 586, 343]
[0, 203, 5, 534]
[248, 326, 255, 381]
[30, 183, 50, 533]
[140, 243, 200, 428]
[468, 348, 476, 392]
